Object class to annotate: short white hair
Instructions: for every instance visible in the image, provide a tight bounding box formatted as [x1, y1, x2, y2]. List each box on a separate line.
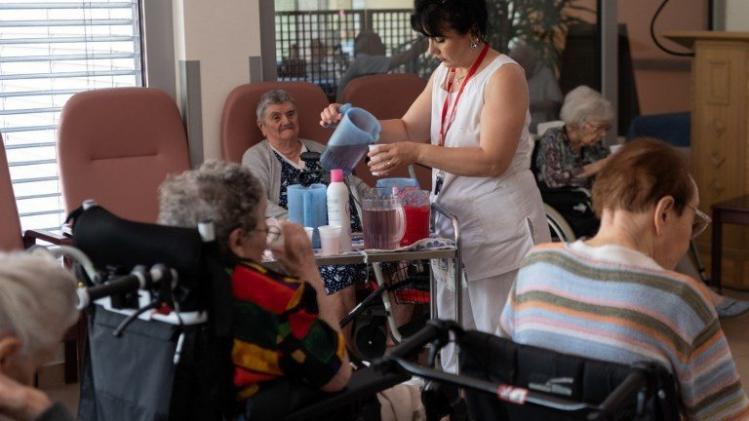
[0, 253, 79, 360]
[559, 85, 614, 126]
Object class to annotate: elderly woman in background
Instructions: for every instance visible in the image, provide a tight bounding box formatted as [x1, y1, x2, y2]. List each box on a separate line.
[535, 85, 614, 189]
[0, 253, 79, 421]
[241, 89, 369, 315]
[159, 161, 351, 418]
[501, 138, 749, 420]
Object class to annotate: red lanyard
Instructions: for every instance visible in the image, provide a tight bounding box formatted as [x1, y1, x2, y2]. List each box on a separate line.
[438, 43, 490, 147]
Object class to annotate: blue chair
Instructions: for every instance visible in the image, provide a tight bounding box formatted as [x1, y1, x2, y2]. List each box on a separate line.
[626, 112, 690, 147]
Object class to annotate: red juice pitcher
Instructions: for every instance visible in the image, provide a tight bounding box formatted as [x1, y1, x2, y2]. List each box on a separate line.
[398, 189, 430, 246]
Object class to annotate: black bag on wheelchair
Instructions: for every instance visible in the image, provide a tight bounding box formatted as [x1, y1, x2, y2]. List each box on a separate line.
[71, 204, 235, 421]
[458, 330, 680, 421]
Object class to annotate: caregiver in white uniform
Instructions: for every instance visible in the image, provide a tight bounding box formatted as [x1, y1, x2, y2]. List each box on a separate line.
[320, 0, 550, 371]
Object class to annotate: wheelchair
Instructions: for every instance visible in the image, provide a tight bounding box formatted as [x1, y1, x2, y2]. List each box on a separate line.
[286, 319, 681, 421]
[69, 203, 414, 421]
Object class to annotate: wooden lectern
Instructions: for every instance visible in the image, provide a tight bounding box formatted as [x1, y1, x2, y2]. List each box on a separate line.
[664, 31, 749, 289]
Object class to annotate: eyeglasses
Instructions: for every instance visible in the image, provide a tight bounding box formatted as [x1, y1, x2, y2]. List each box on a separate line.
[255, 224, 281, 246]
[585, 121, 611, 133]
[690, 205, 711, 239]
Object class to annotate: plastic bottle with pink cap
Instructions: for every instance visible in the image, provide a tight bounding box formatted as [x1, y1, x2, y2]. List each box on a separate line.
[326, 169, 351, 252]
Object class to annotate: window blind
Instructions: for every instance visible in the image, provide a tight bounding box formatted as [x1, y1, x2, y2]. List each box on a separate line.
[0, 0, 143, 231]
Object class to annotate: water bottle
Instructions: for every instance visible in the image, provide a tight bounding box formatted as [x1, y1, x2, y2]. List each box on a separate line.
[327, 169, 352, 252]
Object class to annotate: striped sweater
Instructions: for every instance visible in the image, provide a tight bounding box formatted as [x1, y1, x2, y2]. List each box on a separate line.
[499, 242, 749, 420]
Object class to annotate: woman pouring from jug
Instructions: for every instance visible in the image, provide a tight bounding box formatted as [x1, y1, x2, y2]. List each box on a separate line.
[321, 0, 550, 372]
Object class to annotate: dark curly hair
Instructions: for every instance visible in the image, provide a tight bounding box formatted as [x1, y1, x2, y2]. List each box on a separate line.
[411, 0, 488, 40]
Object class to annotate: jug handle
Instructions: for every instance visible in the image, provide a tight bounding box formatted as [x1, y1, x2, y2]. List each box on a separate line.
[394, 204, 406, 244]
[322, 103, 352, 129]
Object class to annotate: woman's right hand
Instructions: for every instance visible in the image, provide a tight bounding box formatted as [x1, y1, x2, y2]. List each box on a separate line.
[320, 103, 343, 128]
[270, 222, 320, 282]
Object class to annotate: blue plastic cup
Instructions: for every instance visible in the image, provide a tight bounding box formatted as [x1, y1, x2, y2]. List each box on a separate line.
[287, 183, 327, 248]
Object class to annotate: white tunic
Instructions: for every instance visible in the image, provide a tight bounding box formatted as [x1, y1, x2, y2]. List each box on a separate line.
[430, 55, 550, 282]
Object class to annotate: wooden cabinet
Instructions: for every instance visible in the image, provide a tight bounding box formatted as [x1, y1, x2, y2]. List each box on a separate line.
[664, 31, 749, 289]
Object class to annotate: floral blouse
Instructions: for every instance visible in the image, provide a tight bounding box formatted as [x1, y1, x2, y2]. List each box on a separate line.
[534, 126, 609, 189]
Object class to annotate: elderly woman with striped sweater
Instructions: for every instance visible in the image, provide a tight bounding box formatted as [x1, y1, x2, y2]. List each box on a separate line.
[500, 138, 749, 420]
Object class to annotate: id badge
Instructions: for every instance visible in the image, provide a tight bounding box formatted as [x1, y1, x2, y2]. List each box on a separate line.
[434, 170, 445, 196]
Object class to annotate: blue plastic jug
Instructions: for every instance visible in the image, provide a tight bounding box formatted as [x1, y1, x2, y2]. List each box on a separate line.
[287, 183, 327, 248]
[321, 103, 381, 175]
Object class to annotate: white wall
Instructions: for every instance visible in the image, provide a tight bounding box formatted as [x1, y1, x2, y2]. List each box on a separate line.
[725, 0, 749, 31]
[172, 0, 262, 161]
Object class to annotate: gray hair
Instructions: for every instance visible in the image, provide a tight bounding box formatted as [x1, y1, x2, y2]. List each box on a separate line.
[256, 89, 296, 122]
[0, 253, 79, 360]
[559, 85, 614, 127]
[158, 160, 264, 255]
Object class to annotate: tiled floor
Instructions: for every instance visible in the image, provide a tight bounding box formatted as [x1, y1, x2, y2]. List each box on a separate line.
[43, 291, 749, 417]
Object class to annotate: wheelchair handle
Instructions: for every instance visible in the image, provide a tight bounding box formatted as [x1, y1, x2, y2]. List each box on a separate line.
[380, 319, 462, 361]
[75, 264, 172, 309]
[593, 369, 647, 420]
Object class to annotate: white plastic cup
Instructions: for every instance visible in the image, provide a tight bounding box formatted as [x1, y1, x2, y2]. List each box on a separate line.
[318, 225, 342, 256]
[368, 144, 387, 176]
[303, 227, 314, 242]
[609, 144, 623, 154]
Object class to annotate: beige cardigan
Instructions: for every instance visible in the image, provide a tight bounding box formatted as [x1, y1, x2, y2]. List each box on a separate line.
[240, 138, 370, 220]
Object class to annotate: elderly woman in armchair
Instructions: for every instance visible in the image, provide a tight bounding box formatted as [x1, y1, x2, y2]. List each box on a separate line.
[241, 89, 369, 315]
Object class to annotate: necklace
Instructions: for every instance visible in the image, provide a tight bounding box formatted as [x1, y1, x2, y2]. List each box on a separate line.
[438, 43, 490, 147]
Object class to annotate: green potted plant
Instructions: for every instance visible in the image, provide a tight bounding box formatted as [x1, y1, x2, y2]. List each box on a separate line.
[486, 0, 594, 69]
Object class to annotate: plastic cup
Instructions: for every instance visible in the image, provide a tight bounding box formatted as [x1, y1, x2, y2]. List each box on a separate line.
[318, 225, 342, 256]
[303, 227, 314, 242]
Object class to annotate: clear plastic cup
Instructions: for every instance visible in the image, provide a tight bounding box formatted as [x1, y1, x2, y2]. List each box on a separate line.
[318, 225, 342, 256]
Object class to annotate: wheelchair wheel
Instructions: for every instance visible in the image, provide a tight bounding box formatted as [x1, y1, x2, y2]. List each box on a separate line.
[352, 310, 388, 361]
[545, 204, 576, 242]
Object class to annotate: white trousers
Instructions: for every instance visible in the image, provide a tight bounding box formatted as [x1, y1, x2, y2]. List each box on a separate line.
[435, 269, 518, 373]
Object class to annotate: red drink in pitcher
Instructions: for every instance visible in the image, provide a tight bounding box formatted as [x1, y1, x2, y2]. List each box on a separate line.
[399, 189, 430, 246]
[402, 205, 430, 246]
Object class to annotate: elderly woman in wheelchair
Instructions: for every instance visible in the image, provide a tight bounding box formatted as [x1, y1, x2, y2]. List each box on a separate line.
[157, 161, 354, 417]
[534, 85, 614, 239]
[0, 253, 79, 421]
[501, 139, 749, 420]
[156, 161, 428, 421]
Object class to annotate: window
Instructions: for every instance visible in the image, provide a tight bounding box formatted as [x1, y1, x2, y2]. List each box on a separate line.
[0, 0, 143, 231]
[273, 1, 428, 100]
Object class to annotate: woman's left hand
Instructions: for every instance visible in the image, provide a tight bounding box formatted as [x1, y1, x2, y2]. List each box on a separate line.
[367, 142, 421, 176]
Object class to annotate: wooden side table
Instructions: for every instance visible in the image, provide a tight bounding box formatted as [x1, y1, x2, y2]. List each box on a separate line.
[711, 194, 749, 293]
